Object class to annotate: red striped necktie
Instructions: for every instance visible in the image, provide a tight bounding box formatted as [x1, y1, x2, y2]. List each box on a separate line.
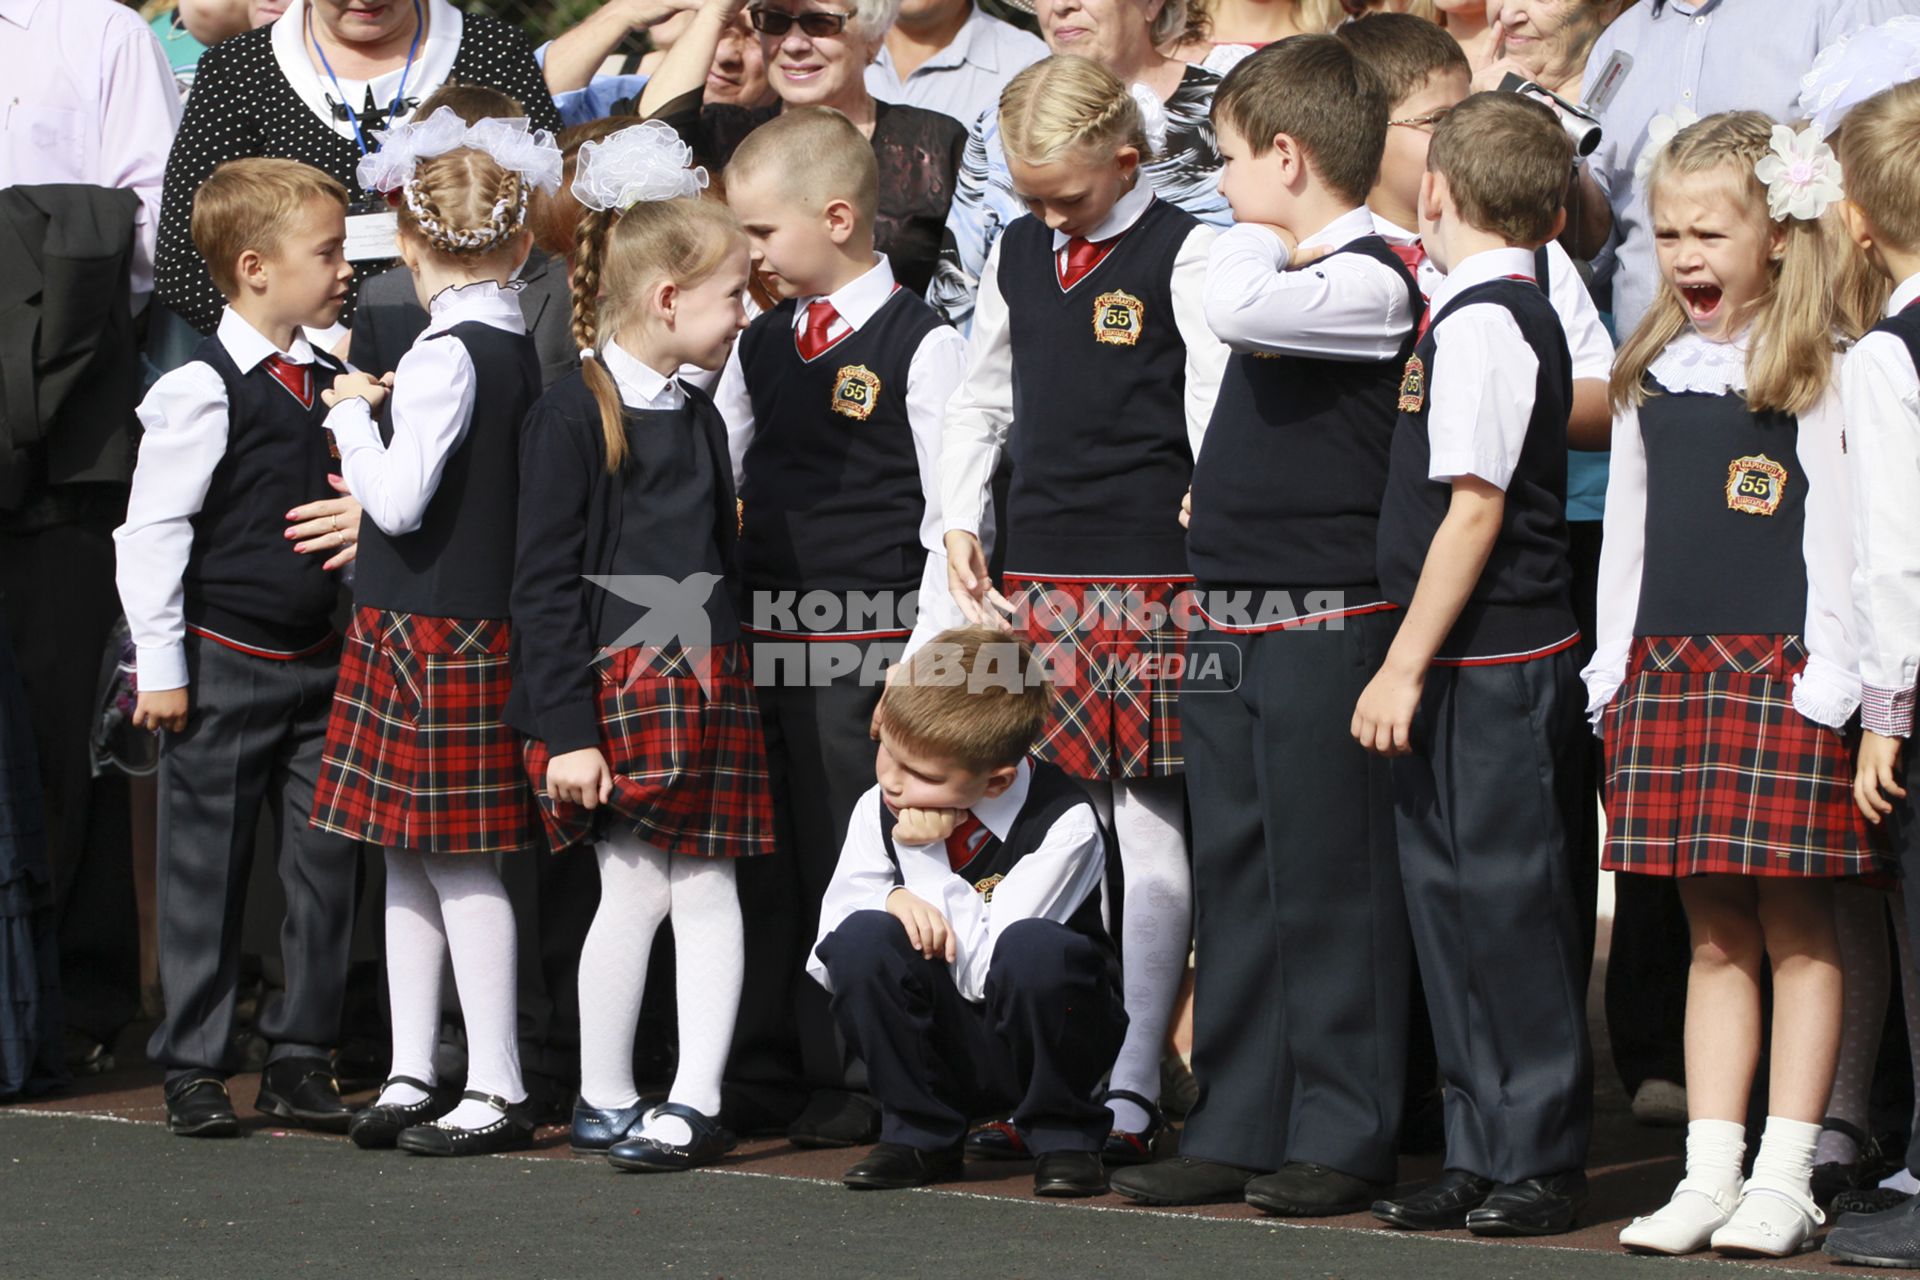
[263, 352, 315, 409]
[797, 299, 841, 360]
[1390, 241, 1434, 340]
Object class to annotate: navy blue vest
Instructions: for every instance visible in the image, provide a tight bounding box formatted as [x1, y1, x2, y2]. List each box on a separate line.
[1376, 278, 1576, 660]
[1187, 237, 1423, 595]
[996, 198, 1199, 578]
[183, 336, 344, 653]
[735, 288, 944, 612]
[352, 322, 541, 619]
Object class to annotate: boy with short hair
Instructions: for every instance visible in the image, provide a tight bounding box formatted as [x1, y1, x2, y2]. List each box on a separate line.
[1109, 34, 1425, 1216]
[1358, 92, 1591, 1236]
[809, 626, 1124, 1198]
[714, 106, 969, 1146]
[114, 157, 361, 1138]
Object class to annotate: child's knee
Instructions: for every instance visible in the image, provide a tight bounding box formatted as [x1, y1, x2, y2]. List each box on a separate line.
[818, 909, 915, 983]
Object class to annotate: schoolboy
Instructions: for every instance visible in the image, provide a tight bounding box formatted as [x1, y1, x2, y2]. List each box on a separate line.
[1358, 92, 1590, 1236]
[1107, 35, 1424, 1217]
[714, 106, 968, 1146]
[809, 626, 1124, 1198]
[114, 157, 360, 1138]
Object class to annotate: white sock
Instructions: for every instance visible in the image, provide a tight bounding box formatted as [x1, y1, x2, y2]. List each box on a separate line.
[1085, 776, 1189, 1135]
[1684, 1118, 1748, 1198]
[577, 834, 672, 1111]
[418, 852, 525, 1129]
[1882, 1168, 1920, 1194]
[1820, 885, 1888, 1167]
[1741, 1115, 1822, 1218]
[639, 856, 745, 1148]
[378, 848, 446, 1109]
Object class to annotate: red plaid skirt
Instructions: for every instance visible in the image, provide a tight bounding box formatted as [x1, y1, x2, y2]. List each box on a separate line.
[1002, 577, 1190, 780]
[523, 641, 774, 858]
[1601, 634, 1874, 878]
[312, 608, 533, 855]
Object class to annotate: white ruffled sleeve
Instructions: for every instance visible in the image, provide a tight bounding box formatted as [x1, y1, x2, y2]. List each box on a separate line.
[1581, 398, 1646, 731]
[1791, 372, 1863, 728]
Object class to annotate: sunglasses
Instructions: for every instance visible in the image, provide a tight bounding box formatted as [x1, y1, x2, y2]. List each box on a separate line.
[748, 7, 852, 37]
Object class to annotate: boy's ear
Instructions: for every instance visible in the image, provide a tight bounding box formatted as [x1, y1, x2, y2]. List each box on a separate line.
[1545, 206, 1568, 246]
[823, 196, 859, 246]
[1840, 199, 1876, 252]
[980, 762, 1020, 798]
[1418, 169, 1445, 222]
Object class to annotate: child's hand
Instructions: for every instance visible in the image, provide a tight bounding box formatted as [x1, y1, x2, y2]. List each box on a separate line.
[547, 746, 614, 809]
[1287, 243, 1333, 270]
[892, 805, 962, 846]
[1351, 665, 1423, 757]
[1178, 488, 1191, 529]
[1856, 730, 1908, 825]
[322, 370, 390, 411]
[886, 886, 955, 962]
[944, 530, 1015, 629]
[132, 687, 189, 734]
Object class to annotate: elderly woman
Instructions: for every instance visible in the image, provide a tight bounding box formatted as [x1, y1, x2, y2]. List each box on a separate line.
[930, 0, 1228, 329]
[155, 0, 560, 336]
[637, 0, 966, 294]
[1472, 0, 1620, 99]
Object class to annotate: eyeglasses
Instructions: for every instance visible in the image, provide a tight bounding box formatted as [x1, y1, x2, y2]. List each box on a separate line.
[748, 7, 852, 37]
[1388, 109, 1451, 132]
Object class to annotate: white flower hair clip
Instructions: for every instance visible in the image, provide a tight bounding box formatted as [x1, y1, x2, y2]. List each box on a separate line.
[1753, 124, 1845, 222]
[1796, 15, 1920, 139]
[1632, 105, 1699, 189]
[358, 107, 564, 196]
[1128, 83, 1170, 160]
[571, 120, 709, 212]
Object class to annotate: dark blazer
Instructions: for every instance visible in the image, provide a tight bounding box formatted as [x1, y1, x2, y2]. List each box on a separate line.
[347, 248, 577, 391]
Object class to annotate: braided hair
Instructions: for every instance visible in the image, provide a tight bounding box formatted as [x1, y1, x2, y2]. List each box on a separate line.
[397, 147, 532, 259]
[998, 56, 1151, 168]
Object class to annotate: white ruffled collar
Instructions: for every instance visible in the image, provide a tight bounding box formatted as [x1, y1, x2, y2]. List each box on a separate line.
[1649, 329, 1750, 395]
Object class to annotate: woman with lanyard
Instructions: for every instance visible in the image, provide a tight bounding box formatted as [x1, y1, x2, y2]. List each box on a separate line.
[155, 0, 561, 340]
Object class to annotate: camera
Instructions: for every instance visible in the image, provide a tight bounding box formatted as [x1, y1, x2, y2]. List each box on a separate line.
[1497, 73, 1603, 158]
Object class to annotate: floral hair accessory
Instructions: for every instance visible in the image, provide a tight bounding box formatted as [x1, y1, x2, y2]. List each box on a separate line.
[1633, 105, 1699, 189]
[1753, 124, 1845, 222]
[358, 108, 563, 195]
[571, 120, 709, 212]
[1796, 15, 1920, 139]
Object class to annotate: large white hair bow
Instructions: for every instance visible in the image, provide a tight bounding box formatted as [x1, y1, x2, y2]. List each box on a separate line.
[571, 120, 709, 212]
[358, 107, 564, 195]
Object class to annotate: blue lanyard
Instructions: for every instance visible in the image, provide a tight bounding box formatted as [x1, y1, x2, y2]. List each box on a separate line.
[309, 0, 425, 156]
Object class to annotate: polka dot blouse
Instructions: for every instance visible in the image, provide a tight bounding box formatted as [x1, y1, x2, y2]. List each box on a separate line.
[155, 13, 561, 333]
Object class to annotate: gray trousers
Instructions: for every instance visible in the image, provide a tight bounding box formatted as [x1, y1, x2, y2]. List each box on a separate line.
[147, 633, 358, 1083]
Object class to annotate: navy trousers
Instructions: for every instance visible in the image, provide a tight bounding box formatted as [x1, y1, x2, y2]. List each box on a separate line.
[815, 910, 1125, 1153]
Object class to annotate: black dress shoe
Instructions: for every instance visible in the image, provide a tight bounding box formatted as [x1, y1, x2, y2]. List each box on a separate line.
[396, 1090, 535, 1157]
[786, 1090, 881, 1149]
[1100, 1089, 1168, 1167]
[349, 1077, 451, 1150]
[1109, 1156, 1261, 1206]
[1035, 1150, 1108, 1198]
[843, 1141, 966, 1190]
[1371, 1169, 1497, 1230]
[1466, 1170, 1588, 1237]
[255, 1057, 353, 1133]
[570, 1099, 649, 1154]
[1246, 1163, 1390, 1217]
[607, 1103, 737, 1172]
[165, 1075, 240, 1138]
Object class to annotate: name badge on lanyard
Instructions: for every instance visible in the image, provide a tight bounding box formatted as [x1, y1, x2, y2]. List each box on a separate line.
[314, 0, 422, 264]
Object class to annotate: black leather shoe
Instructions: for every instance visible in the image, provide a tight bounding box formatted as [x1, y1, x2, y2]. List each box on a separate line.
[1466, 1170, 1588, 1237]
[1109, 1156, 1261, 1206]
[1246, 1162, 1390, 1217]
[396, 1090, 535, 1157]
[1833, 1187, 1915, 1220]
[1372, 1170, 1497, 1230]
[786, 1090, 881, 1149]
[1035, 1150, 1107, 1198]
[349, 1077, 450, 1149]
[842, 1141, 966, 1190]
[607, 1103, 737, 1172]
[965, 1119, 1030, 1161]
[255, 1057, 353, 1133]
[570, 1100, 650, 1154]
[165, 1075, 240, 1138]
[1100, 1089, 1167, 1167]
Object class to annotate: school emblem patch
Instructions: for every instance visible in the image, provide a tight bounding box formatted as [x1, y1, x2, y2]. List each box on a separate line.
[1093, 290, 1145, 345]
[973, 873, 1004, 902]
[1398, 354, 1426, 412]
[831, 364, 881, 420]
[1726, 454, 1788, 516]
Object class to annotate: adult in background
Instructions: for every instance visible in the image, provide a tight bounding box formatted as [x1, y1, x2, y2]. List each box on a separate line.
[155, 0, 561, 338]
[638, 0, 966, 295]
[1472, 0, 1618, 98]
[929, 0, 1228, 330]
[865, 0, 1048, 127]
[1165, 0, 1338, 68]
[539, 0, 778, 127]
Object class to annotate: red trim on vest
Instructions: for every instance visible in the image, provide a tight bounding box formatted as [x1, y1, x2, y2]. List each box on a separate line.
[187, 624, 337, 661]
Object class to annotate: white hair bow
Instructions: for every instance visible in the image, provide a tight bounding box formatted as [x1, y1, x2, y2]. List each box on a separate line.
[1632, 105, 1699, 189]
[571, 120, 709, 212]
[1796, 15, 1920, 139]
[358, 107, 563, 195]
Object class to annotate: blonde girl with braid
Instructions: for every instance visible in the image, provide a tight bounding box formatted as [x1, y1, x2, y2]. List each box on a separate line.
[509, 120, 774, 1173]
[309, 106, 562, 1158]
[942, 54, 1227, 1172]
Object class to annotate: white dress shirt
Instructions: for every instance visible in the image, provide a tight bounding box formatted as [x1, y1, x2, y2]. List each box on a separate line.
[0, 0, 183, 304]
[601, 339, 687, 411]
[1422, 248, 1542, 490]
[807, 760, 1106, 1003]
[325, 278, 527, 535]
[116, 308, 323, 692]
[1584, 329, 1861, 730]
[1847, 272, 1920, 736]
[714, 254, 970, 642]
[865, 4, 1047, 129]
[1204, 207, 1417, 360]
[941, 182, 1227, 545]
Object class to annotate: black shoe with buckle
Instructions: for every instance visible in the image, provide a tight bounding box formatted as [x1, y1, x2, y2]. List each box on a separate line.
[395, 1090, 535, 1157]
[605, 1103, 736, 1173]
[1099, 1089, 1167, 1167]
[349, 1076, 450, 1150]
[255, 1056, 353, 1133]
[964, 1118, 1030, 1161]
[165, 1074, 241, 1138]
